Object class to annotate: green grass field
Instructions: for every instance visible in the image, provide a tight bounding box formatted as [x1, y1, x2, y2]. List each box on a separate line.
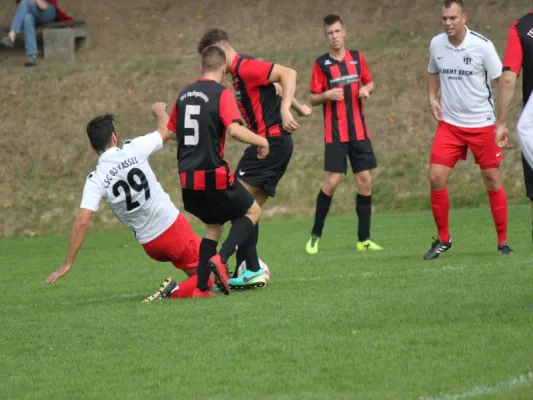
[1, 206, 533, 400]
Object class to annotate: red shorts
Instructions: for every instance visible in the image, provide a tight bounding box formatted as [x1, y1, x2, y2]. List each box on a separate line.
[430, 121, 502, 169]
[142, 214, 200, 270]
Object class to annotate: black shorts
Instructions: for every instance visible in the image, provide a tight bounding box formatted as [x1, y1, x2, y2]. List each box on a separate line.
[324, 139, 377, 174]
[235, 134, 293, 197]
[522, 153, 533, 201]
[182, 180, 254, 225]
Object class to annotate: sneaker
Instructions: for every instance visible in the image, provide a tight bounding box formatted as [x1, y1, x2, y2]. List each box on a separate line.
[423, 237, 452, 260]
[142, 277, 177, 303]
[1, 35, 14, 48]
[192, 288, 216, 298]
[24, 55, 37, 68]
[498, 243, 513, 255]
[207, 254, 231, 295]
[357, 239, 383, 251]
[306, 235, 320, 254]
[228, 268, 267, 290]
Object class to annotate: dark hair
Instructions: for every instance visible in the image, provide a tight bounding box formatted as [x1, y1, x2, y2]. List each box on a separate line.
[323, 14, 343, 27]
[198, 28, 230, 55]
[86, 114, 115, 152]
[443, 0, 464, 8]
[201, 45, 227, 72]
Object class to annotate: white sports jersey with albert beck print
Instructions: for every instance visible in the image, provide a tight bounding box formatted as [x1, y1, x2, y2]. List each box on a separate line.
[428, 27, 502, 128]
[80, 131, 179, 244]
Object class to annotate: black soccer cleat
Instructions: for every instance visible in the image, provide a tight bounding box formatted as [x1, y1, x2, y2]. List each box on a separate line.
[423, 237, 452, 260]
[497, 243, 513, 255]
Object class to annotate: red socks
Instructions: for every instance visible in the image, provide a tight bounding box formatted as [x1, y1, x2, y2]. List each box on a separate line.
[431, 188, 450, 243]
[169, 275, 213, 299]
[488, 187, 508, 246]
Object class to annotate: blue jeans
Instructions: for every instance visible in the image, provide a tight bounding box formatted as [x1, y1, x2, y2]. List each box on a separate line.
[10, 0, 56, 56]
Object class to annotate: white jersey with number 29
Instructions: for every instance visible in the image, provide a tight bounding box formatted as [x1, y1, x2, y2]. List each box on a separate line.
[428, 27, 502, 128]
[80, 131, 179, 244]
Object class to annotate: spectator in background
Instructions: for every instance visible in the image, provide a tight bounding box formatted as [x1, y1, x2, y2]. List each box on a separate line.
[1, 0, 72, 67]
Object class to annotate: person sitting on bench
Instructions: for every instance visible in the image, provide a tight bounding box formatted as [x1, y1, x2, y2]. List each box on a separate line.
[1, 0, 72, 67]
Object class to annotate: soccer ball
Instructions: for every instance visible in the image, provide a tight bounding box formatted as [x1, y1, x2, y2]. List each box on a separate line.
[236, 259, 270, 283]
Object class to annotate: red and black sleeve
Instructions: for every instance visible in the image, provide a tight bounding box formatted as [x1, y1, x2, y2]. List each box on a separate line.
[502, 21, 522, 75]
[219, 89, 243, 128]
[359, 52, 373, 85]
[310, 61, 327, 94]
[167, 103, 178, 134]
[239, 58, 275, 88]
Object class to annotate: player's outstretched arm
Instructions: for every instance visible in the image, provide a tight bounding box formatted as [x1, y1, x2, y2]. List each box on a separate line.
[274, 83, 311, 117]
[152, 103, 174, 142]
[45, 208, 94, 284]
[227, 123, 269, 159]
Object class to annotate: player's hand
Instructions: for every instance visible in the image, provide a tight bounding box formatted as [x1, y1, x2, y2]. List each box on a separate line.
[325, 88, 344, 101]
[281, 108, 300, 133]
[151, 102, 167, 117]
[429, 99, 442, 121]
[45, 262, 72, 284]
[358, 86, 370, 100]
[495, 124, 511, 149]
[257, 139, 270, 160]
[296, 104, 312, 117]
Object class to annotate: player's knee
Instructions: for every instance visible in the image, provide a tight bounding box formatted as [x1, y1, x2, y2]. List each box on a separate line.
[355, 171, 372, 192]
[481, 169, 501, 191]
[428, 169, 447, 189]
[246, 201, 261, 223]
[323, 174, 341, 194]
[205, 224, 223, 240]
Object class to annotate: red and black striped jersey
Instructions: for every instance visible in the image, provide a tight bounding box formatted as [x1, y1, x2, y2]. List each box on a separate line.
[230, 53, 286, 139]
[168, 79, 242, 191]
[310, 50, 373, 143]
[503, 11, 533, 105]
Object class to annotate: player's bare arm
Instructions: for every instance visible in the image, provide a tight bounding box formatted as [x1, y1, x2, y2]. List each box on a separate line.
[227, 123, 270, 159]
[495, 70, 518, 146]
[427, 72, 442, 121]
[274, 83, 311, 117]
[309, 88, 344, 106]
[45, 208, 94, 284]
[269, 64, 300, 132]
[151, 102, 173, 142]
[358, 80, 375, 100]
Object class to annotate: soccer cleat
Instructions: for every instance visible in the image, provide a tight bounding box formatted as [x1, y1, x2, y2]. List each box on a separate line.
[207, 254, 231, 295]
[192, 288, 216, 298]
[423, 237, 452, 260]
[228, 268, 268, 290]
[498, 243, 513, 255]
[356, 239, 383, 251]
[306, 235, 320, 254]
[142, 277, 177, 303]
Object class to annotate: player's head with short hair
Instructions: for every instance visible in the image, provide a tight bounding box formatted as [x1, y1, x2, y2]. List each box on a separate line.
[198, 28, 230, 55]
[441, 0, 467, 40]
[86, 114, 117, 153]
[323, 14, 346, 52]
[200, 45, 227, 78]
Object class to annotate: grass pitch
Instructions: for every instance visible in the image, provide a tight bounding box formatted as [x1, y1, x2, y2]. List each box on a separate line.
[1, 206, 532, 399]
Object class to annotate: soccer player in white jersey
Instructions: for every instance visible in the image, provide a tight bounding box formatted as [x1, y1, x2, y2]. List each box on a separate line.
[423, 0, 512, 260]
[45, 103, 215, 300]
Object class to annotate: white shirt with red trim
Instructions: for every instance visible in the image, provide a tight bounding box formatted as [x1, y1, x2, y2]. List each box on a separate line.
[80, 131, 179, 244]
[428, 27, 502, 128]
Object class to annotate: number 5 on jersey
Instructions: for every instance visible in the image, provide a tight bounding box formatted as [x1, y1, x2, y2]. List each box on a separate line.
[184, 105, 201, 146]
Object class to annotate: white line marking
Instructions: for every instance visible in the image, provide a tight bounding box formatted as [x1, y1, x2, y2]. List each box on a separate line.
[419, 371, 533, 400]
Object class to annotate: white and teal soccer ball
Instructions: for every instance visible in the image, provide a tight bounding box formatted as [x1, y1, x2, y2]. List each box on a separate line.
[236, 259, 270, 283]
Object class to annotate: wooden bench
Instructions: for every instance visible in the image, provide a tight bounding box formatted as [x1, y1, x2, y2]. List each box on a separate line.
[36, 20, 89, 62]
